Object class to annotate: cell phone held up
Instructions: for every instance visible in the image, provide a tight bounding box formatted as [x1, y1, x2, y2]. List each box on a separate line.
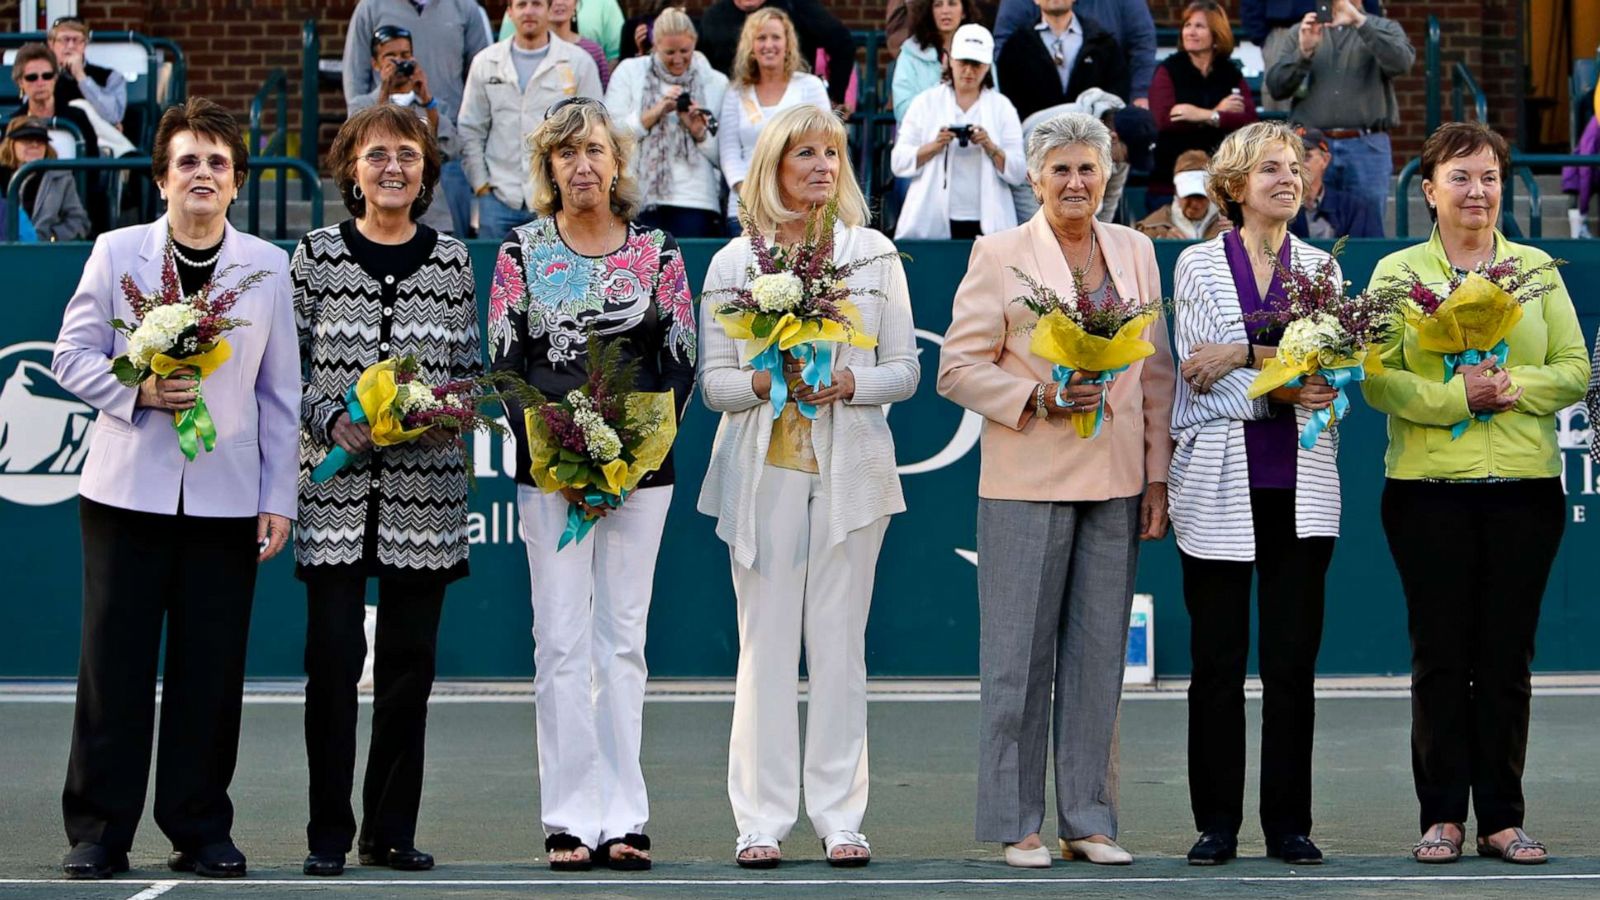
[1315, 0, 1334, 23]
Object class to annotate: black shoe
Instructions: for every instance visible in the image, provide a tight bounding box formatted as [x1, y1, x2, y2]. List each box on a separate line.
[1187, 832, 1239, 866]
[168, 841, 247, 878]
[1266, 834, 1324, 864]
[597, 833, 653, 871]
[358, 845, 435, 871]
[63, 843, 129, 879]
[544, 833, 593, 872]
[303, 852, 346, 876]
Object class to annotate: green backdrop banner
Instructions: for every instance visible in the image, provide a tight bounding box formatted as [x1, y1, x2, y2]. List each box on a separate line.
[2, 237, 1597, 678]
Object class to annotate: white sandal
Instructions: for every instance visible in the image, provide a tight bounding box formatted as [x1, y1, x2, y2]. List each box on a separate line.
[735, 832, 781, 869]
[821, 830, 871, 868]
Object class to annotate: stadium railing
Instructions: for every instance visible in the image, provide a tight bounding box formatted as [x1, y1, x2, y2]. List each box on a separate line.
[0, 31, 180, 152]
[1394, 152, 1600, 239]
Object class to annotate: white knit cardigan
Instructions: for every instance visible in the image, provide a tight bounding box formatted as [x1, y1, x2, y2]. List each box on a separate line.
[696, 225, 920, 568]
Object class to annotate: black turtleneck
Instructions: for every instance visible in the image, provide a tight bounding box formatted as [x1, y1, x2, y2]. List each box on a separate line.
[171, 234, 224, 295]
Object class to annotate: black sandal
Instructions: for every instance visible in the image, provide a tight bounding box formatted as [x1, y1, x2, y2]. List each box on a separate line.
[544, 833, 593, 872]
[597, 833, 652, 871]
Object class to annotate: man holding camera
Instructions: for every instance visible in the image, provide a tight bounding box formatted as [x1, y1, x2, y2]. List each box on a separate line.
[1265, 0, 1414, 231]
[349, 25, 457, 233]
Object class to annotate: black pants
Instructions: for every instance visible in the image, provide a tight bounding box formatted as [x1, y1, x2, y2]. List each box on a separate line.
[1180, 489, 1334, 840]
[62, 497, 259, 853]
[1381, 478, 1563, 835]
[949, 219, 982, 240]
[636, 205, 724, 239]
[303, 569, 446, 854]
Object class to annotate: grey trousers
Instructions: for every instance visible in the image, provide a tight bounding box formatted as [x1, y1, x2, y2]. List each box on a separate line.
[975, 495, 1141, 843]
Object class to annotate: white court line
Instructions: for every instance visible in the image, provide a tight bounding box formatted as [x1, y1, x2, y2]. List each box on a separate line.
[5, 874, 1600, 888]
[123, 883, 180, 900]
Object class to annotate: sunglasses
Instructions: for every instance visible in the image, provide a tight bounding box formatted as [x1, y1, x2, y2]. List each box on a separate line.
[21, 71, 56, 83]
[371, 25, 413, 54]
[174, 154, 234, 174]
[545, 95, 607, 120]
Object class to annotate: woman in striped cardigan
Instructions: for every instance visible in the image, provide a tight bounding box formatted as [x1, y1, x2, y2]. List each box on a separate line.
[1166, 122, 1340, 868]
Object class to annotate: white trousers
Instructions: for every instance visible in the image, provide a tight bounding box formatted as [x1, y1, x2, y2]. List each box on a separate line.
[727, 465, 889, 841]
[518, 483, 672, 848]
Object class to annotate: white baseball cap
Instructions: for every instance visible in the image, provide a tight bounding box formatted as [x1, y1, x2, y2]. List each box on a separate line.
[1174, 169, 1210, 199]
[950, 24, 994, 66]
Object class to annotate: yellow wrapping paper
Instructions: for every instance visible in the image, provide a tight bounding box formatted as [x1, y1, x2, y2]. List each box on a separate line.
[354, 358, 435, 447]
[1028, 310, 1159, 438]
[1247, 346, 1383, 399]
[716, 298, 878, 363]
[150, 338, 232, 379]
[1405, 271, 1524, 356]
[525, 391, 679, 497]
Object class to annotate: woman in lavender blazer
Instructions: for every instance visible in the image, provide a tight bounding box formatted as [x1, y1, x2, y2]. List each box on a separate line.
[50, 98, 300, 881]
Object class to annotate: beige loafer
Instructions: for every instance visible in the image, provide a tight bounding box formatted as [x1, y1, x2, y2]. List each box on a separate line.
[1004, 843, 1052, 868]
[1060, 837, 1134, 865]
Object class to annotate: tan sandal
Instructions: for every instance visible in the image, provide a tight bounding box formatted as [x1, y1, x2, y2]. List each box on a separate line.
[1411, 823, 1463, 864]
[1477, 828, 1547, 865]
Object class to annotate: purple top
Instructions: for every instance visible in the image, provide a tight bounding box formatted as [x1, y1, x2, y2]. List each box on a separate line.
[1223, 228, 1297, 490]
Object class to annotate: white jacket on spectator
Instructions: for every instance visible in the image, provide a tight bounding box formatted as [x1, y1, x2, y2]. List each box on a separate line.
[605, 52, 729, 216]
[717, 72, 830, 220]
[891, 84, 1026, 240]
[458, 37, 603, 212]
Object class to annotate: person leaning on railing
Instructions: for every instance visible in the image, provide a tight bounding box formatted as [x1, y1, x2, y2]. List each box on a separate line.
[0, 116, 89, 241]
[1362, 121, 1588, 867]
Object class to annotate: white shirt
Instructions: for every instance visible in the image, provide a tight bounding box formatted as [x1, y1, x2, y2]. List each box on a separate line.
[717, 73, 831, 219]
[946, 107, 983, 221]
[890, 85, 1027, 240]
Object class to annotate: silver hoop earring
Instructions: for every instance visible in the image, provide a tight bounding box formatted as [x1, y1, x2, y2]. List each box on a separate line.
[353, 184, 364, 200]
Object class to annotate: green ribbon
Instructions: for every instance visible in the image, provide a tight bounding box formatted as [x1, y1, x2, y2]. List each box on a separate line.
[172, 374, 216, 462]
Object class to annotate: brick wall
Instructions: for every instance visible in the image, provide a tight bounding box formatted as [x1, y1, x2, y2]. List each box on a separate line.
[0, 1, 1522, 174]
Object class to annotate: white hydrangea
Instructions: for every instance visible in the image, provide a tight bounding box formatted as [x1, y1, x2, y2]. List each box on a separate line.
[1278, 313, 1345, 364]
[751, 272, 804, 313]
[572, 406, 622, 462]
[394, 383, 442, 416]
[126, 305, 199, 369]
[566, 389, 592, 409]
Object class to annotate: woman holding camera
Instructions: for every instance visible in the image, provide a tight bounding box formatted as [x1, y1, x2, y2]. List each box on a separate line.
[606, 7, 728, 238]
[890, 25, 1023, 240]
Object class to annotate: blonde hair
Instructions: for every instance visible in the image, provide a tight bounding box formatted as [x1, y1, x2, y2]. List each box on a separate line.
[740, 104, 868, 234]
[1207, 120, 1308, 227]
[526, 99, 642, 219]
[732, 8, 805, 88]
[653, 7, 695, 39]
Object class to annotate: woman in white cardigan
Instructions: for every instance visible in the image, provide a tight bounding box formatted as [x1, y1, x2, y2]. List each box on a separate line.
[891, 24, 1024, 240]
[604, 8, 728, 237]
[698, 104, 919, 870]
[717, 7, 830, 232]
[1167, 122, 1341, 868]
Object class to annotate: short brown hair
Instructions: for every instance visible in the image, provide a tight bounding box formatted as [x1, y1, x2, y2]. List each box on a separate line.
[1181, 1, 1234, 58]
[1421, 121, 1510, 184]
[152, 97, 249, 190]
[11, 43, 56, 85]
[329, 104, 443, 221]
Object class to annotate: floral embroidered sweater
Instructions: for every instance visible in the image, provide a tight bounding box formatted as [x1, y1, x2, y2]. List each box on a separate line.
[488, 216, 697, 489]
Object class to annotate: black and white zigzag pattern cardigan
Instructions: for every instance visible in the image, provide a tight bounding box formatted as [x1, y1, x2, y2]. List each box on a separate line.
[292, 223, 482, 573]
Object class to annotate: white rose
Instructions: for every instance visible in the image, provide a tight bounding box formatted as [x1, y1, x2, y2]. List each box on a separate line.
[751, 272, 804, 313]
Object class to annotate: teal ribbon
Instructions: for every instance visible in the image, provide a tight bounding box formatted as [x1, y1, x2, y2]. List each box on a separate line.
[1049, 364, 1129, 438]
[310, 384, 365, 483]
[559, 488, 626, 550]
[1442, 340, 1508, 440]
[755, 341, 834, 420]
[1286, 364, 1364, 450]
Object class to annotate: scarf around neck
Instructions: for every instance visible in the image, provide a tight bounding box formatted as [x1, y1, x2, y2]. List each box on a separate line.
[639, 55, 702, 206]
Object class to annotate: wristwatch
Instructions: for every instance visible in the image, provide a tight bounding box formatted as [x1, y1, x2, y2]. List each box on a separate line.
[1034, 383, 1050, 420]
[1244, 342, 1256, 369]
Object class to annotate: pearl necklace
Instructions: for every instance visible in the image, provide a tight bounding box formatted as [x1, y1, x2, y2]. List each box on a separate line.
[170, 235, 223, 268]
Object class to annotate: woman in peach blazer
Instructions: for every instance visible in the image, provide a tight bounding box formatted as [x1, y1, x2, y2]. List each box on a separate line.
[937, 111, 1175, 869]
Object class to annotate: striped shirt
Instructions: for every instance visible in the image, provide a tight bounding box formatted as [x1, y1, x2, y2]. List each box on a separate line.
[1166, 235, 1343, 562]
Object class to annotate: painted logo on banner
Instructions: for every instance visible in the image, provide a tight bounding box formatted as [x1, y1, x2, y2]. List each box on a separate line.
[1559, 402, 1596, 523]
[0, 341, 92, 506]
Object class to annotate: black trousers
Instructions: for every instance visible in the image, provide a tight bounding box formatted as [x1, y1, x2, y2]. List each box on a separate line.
[62, 497, 259, 853]
[1180, 489, 1334, 840]
[1381, 478, 1563, 835]
[303, 569, 446, 854]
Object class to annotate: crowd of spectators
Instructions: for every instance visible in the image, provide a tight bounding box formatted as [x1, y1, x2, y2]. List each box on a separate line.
[0, 0, 1425, 243]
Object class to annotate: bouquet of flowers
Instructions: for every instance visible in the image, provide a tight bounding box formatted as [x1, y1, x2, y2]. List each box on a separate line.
[310, 356, 528, 486]
[521, 336, 678, 549]
[109, 249, 267, 461]
[1008, 266, 1165, 438]
[1369, 253, 1566, 438]
[1243, 238, 1400, 449]
[707, 201, 897, 419]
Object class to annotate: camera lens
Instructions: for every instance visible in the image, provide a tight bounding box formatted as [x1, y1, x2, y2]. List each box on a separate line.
[676, 92, 692, 112]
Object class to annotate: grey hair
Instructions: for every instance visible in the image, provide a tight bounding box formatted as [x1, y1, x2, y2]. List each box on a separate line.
[1026, 111, 1114, 180]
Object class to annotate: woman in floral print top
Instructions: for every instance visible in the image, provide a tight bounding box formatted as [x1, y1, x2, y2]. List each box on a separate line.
[486, 100, 695, 873]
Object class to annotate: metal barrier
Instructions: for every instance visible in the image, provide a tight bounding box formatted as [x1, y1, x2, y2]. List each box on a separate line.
[248, 70, 305, 238]
[1425, 16, 1441, 134]
[1452, 61, 1488, 124]
[302, 18, 342, 173]
[4, 156, 323, 241]
[1394, 152, 1600, 238]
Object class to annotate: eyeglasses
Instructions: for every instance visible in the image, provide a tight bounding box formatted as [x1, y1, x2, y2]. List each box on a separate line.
[371, 25, 413, 54]
[174, 154, 234, 174]
[21, 71, 56, 83]
[362, 148, 424, 168]
[545, 95, 607, 120]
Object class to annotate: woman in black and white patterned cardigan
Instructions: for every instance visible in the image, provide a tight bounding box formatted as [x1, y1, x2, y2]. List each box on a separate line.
[291, 105, 481, 879]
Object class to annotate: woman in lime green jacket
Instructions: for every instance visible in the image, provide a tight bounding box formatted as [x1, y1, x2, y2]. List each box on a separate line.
[1362, 122, 1589, 867]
